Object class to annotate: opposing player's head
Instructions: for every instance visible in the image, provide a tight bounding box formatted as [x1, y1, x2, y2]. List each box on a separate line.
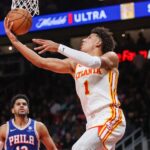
[11, 94, 30, 117]
[81, 26, 115, 54]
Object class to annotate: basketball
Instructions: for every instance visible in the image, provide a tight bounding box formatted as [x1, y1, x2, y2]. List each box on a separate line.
[6, 8, 32, 35]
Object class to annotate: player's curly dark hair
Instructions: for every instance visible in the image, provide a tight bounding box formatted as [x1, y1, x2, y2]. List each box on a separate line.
[91, 27, 116, 53]
[11, 94, 30, 108]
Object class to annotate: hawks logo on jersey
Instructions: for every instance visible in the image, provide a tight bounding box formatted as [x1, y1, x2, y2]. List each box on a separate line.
[9, 134, 35, 146]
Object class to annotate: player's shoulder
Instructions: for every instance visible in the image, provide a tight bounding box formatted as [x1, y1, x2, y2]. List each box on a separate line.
[104, 51, 119, 62]
[0, 123, 7, 136]
[35, 121, 46, 130]
[0, 123, 7, 130]
[36, 121, 44, 126]
[35, 121, 48, 137]
[105, 51, 118, 57]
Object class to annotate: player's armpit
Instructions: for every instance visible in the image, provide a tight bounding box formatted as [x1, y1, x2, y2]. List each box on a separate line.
[101, 51, 119, 70]
[39, 58, 75, 75]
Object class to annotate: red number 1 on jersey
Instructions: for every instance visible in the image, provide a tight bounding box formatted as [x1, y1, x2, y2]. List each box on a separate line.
[84, 80, 90, 95]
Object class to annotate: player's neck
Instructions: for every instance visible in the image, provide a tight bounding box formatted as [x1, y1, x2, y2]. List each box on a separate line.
[88, 48, 102, 56]
[14, 116, 29, 127]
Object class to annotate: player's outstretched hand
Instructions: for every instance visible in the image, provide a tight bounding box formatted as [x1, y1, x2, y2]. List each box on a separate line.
[4, 17, 17, 43]
[32, 39, 59, 54]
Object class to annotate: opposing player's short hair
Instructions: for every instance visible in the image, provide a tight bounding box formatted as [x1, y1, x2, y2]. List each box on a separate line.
[11, 94, 30, 108]
[91, 27, 116, 53]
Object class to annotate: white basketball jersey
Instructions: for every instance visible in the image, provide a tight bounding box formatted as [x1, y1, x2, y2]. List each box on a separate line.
[74, 64, 122, 129]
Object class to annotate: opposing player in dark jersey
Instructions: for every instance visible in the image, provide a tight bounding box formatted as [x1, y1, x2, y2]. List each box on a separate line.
[0, 94, 57, 150]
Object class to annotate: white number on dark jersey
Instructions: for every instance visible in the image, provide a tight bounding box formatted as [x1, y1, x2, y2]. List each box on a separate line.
[16, 146, 28, 150]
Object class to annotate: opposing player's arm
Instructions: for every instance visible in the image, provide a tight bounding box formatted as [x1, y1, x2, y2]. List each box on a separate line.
[4, 18, 75, 75]
[0, 124, 7, 150]
[100, 51, 119, 70]
[37, 122, 57, 150]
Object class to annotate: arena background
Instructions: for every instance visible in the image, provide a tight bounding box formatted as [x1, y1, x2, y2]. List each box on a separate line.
[0, 0, 150, 149]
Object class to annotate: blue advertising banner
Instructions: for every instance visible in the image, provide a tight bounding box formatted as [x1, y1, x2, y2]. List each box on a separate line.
[0, 21, 5, 36]
[0, 1, 149, 36]
[31, 5, 120, 32]
[134, 1, 150, 18]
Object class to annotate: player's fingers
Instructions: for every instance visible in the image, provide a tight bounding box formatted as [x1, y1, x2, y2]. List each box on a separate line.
[38, 46, 50, 54]
[34, 46, 43, 51]
[34, 45, 46, 51]
[34, 39, 47, 42]
[9, 22, 13, 30]
[32, 39, 45, 45]
[5, 18, 11, 30]
[7, 18, 11, 28]
[4, 18, 7, 28]
[4, 17, 8, 28]
[38, 49, 47, 54]
[4, 18, 10, 33]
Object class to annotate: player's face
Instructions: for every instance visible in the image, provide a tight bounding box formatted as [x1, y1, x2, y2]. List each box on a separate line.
[12, 99, 29, 116]
[80, 33, 102, 52]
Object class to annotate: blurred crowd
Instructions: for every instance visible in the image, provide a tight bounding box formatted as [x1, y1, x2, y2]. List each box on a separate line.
[0, 32, 150, 149]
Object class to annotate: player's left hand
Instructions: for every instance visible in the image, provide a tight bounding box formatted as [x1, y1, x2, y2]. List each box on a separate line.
[32, 39, 59, 54]
[4, 17, 17, 43]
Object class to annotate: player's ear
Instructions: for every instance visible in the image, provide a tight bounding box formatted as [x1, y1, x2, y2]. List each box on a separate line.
[11, 108, 14, 114]
[96, 40, 102, 48]
[95, 36, 102, 47]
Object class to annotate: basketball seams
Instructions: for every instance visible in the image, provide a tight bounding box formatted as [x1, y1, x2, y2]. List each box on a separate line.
[7, 12, 24, 21]
[27, 12, 32, 25]
[8, 11, 27, 17]
[6, 8, 32, 35]
[22, 11, 32, 33]
[14, 10, 29, 34]
[26, 12, 32, 29]
[23, 11, 32, 33]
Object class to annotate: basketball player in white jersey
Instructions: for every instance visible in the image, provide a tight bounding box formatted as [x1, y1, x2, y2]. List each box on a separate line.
[4, 18, 126, 150]
[0, 94, 57, 150]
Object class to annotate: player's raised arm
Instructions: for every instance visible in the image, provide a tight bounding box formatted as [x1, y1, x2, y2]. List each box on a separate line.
[4, 18, 75, 75]
[33, 39, 102, 69]
[33, 38, 118, 70]
[37, 122, 58, 150]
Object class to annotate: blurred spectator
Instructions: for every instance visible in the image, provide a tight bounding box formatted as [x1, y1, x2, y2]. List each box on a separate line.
[137, 31, 147, 49]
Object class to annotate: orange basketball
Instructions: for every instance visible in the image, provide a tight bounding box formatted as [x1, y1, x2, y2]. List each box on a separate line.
[6, 8, 32, 35]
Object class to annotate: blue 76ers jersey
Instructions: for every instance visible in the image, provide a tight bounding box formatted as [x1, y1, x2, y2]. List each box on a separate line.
[5, 118, 39, 150]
